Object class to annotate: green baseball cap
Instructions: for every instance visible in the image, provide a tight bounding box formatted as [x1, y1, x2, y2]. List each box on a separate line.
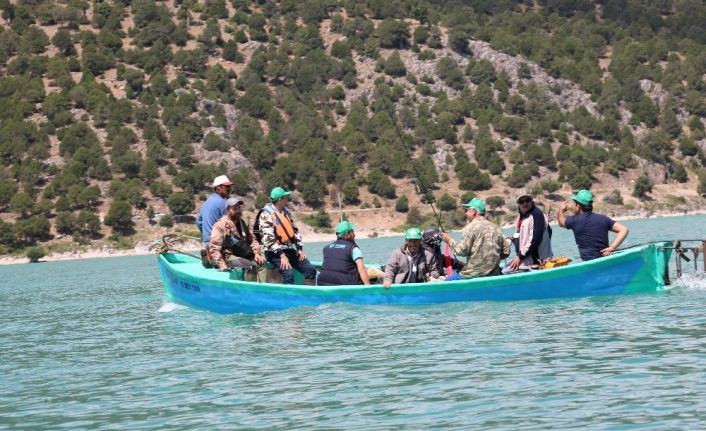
[462, 197, 486, 213]
[405, 227, 423, 240]
[335, 220, 356, 235]
[270, 186, 292, 201]
[570, 189, 593, 206]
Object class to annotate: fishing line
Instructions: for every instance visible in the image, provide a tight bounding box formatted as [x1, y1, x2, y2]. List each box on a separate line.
[373, 80, 444, 230]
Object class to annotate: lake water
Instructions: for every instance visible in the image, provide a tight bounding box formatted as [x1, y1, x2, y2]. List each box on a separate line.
[1, 215, 705, 430]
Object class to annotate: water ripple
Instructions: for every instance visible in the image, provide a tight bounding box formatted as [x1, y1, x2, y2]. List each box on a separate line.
[2, 217, 706, 430]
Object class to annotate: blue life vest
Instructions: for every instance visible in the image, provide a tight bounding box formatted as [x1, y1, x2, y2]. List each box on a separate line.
[317, 238, 362, 286]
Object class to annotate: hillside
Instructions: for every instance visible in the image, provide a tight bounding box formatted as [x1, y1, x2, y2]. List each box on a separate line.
[1, 0, 706, 257]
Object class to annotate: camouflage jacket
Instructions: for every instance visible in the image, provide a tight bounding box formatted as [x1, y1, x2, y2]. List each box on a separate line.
[257, 203, 303, 254]
[208, 215, 258, 270]
[449, 217, 511, 279]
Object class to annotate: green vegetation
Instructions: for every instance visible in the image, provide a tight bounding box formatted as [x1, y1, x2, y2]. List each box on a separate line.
[0, 0, 704, 253]
[25, 246, 46, 263]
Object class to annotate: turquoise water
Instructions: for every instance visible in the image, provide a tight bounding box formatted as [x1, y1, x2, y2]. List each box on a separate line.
[1, 215, 705, 430]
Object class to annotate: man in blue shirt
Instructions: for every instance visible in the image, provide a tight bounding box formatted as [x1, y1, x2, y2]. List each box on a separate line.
[558, 189, 629, 261]
[196, 175, 233, 248]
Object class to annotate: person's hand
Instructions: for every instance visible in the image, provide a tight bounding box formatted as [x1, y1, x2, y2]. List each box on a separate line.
[509, 256, 521, 270]
[251, 240, 260, 253]
[383, 280, 391, 289]
[601, 246, 615, 256]
[297, 250, 306, 261]
[280, 253, 292, 270]
[560, 201, 570, 212]
[254, 253, 266, 265]
[441, 233, 452, 243]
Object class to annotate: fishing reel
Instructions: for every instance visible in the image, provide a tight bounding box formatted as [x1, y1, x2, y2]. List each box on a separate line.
[422, 228, 443, 248]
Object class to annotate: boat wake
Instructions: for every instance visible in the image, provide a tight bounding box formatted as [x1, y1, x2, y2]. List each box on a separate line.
[158, 302, 187, 313]
[670, 273, 706, 291]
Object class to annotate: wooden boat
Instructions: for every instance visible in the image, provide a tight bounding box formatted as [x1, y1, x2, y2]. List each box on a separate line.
[157, 242, 672, 314]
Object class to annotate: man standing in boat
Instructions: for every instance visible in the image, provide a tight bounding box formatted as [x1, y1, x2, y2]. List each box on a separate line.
[558, 189, 629, 261]
[196, 175, 233, 248]
[255, 187, 317, 284]
[317, 221, 370, 286]
[209, 197, 266, 271]
[441, 198, 511, 279]
[503, 194, 553, 274]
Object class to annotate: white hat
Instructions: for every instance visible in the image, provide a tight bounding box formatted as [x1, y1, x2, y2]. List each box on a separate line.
[212, 175, 233, 188]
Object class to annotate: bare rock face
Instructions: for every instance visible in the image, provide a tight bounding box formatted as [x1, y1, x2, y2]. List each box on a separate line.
[639, 79, 669, 108]
[635, 159, 667, 185]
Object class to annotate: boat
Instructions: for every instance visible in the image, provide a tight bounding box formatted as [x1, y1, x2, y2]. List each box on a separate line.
[157, 241, 673, 314]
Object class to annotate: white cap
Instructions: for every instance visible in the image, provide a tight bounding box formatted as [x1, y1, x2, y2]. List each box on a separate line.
[212, 175, 233, 188]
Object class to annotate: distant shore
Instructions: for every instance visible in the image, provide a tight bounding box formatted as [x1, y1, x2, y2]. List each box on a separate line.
[1, 210, 705, 266]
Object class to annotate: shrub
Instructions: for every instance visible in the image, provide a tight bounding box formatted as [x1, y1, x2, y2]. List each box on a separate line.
[632, 175, 653, 200]
[383, 52, 406, 77]
[167, 192, 195, 215]
[26, 246, 46, 263]
[104, 201, 134, 235]
[159, 214, 175, 228]
[395, 195, 409, 213]
[437, 193, 456, 211]
[486, 196, 504, 210]
[603, 190, 624, 205]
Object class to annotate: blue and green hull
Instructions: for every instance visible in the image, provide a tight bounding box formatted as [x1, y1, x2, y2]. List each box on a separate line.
[158, 242, 672, 314]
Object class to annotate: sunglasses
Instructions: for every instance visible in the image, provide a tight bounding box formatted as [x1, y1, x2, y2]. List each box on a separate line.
[517, 198, 532, 204]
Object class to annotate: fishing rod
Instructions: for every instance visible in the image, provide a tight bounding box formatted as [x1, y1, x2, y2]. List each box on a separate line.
[373, 79, 444, 230]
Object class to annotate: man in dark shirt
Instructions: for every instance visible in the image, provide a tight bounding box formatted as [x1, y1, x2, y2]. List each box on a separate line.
[558, 189, 629, 261]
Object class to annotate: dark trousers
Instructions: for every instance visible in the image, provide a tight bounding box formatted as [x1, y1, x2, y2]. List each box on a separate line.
[265, 249, 317, 284]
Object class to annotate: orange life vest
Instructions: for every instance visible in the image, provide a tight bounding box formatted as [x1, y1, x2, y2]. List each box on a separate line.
[273, 211, 296, 244]
[542, 257, 572, 269]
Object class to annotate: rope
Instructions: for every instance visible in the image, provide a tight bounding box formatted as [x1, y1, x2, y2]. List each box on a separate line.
[373, 80, 444, 230]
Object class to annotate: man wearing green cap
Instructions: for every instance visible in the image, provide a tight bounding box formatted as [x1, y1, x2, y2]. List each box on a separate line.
[441, 198, 511, 279]
[317, 221, 370, 286]
[254, 186, 317, 284]
[383, 227, 439, 289]
[558, 189, 629, 261]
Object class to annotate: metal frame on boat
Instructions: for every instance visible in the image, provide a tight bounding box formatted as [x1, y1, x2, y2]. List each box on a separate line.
[158, 241, 680, 314]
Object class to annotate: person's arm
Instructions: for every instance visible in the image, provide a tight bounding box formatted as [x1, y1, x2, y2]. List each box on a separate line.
[602, 222, 629, 256]
[383, 251, 399, 289]
[356, 259, 370, 285]
[527, 210, 545, 258]
[426, 252, 440, 279]
[208, 226, 228, 271]
[557, 201, 569, 228]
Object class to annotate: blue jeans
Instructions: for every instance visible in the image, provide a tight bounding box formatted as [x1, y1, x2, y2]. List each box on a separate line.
[265, 249, 317, 284]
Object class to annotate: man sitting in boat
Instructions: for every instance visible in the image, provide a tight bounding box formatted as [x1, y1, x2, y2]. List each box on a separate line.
[255, 187, 317, 285]
[558, 189, 629, 261]
[196, 175, 233, 249]
[422, 227, 464, 277]
[383, 228, 439, 289]
[317, 221, 370, 286]
[208, 197, 266, 271]
[441, 198, 511, 280]
[502, 194, 553, 274]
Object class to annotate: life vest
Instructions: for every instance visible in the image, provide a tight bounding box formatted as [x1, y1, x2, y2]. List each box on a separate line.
[317, 238, 362, 286]
[255, 204, 297, 245]
[542, 257, 571, 269]
[273, 211, 296, 244]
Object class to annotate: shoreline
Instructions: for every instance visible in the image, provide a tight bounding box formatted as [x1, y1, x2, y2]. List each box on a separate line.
[1, 210, 704, 266]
